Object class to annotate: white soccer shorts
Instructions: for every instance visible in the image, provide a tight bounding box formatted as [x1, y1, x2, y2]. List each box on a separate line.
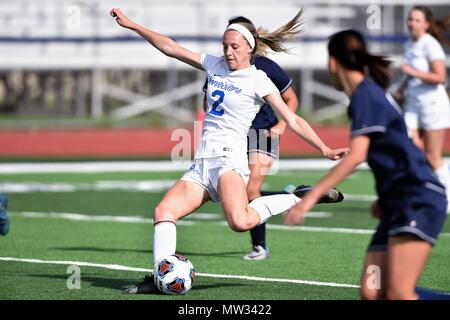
[404, 97, 450, 131]
[181, 156, 250, 202]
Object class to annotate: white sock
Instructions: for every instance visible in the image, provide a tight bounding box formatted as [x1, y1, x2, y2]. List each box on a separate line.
[248, 194, 301, 224]
[434, 163, 450, 211]
[153, 221, 177, 265]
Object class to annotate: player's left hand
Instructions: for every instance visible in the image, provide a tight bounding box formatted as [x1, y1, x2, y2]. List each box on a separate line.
[284, 193, 318, 225]
[323, 147, 350, 160]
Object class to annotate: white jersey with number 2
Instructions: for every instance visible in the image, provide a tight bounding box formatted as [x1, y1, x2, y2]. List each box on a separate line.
[196, 54, 278, 160]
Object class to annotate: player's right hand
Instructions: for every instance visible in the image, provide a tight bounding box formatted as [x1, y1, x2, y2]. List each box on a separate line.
[110, 8, 136, 29]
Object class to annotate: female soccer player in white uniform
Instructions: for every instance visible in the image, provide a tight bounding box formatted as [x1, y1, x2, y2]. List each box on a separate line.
[286, 30, 448, 300]
[110, 7, 349, 294]
[395, 6, 450, 211]
[202, 16, 343, 262]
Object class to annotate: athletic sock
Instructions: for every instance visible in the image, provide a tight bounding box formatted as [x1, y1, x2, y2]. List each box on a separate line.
[248, 194, 301, 224]
[249, 223, 266, 248]
[416, 287, 450, 300]
[153, 221, 176, 265]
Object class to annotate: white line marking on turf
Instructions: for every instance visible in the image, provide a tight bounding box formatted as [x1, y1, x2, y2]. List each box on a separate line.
[0, 180, 176, 193]
[0, 257, 360, 289]
[12, 211, 194, 226]
[0, 181, 375, 202]
[10, 211, 450, 237]
[0, 159, 375, 174]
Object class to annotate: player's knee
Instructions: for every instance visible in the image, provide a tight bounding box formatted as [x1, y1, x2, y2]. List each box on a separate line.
[153, 205, 177, 223]
[226, 215, 252, 232]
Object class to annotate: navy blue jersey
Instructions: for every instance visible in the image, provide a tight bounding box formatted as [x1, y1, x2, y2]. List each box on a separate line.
[348, 79, 442, 197]
[203, 55, 292, 130]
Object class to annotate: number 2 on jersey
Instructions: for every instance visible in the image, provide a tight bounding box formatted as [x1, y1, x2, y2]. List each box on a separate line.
[209, 90, 225, 116]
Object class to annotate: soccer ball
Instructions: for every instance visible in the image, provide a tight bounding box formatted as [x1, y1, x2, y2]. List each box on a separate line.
[153, 254, 195, 295]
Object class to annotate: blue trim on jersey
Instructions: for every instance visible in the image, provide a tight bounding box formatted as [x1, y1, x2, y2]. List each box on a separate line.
[279, 79, 293, 94]
[389, 226, 437, 245]
[351, 125, 386, 137]
[424, 182, 446, 195]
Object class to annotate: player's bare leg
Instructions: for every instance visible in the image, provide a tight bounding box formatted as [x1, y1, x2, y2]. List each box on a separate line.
[360, 251, 387, 300]
[408, 128, 425, 151]
[385, 234, 431, 300]
[123, 180, 209, 294]
[218, 170, 261, 232]
[219, 170, 303, 231]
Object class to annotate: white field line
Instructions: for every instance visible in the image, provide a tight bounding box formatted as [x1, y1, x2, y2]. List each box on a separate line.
[10, 211, 450, 237]
[0, 180, 176, 193]
[1, 159, 449, 174]
[12, 211, 194, 226]
[0, 181, 377, 204]
[0, 159, 373, 174]
[11, 211, 328, 223]
[0, 257, 359, 289]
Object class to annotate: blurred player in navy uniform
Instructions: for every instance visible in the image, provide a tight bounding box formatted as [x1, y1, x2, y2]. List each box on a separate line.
[285, 30, 449, 300]
[0, 193, 9, 235]
[202, 16, 343, 261]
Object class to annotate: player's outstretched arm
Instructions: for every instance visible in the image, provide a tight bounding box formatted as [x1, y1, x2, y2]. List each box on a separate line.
[110, 8, 203, 70]
[284, 135, 369, 225]
[269, 87, 299, 137]
[264, 92, 349, 160]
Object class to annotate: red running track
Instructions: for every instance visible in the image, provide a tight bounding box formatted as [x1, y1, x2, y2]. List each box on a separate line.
[0, 127, 449, 158]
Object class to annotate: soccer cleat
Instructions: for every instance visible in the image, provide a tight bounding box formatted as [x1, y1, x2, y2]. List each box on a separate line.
[122, 275, 159, 294]
[0, 193, 9, 236]
[293, 185, 344, 204]
[242, 245, 270, 261]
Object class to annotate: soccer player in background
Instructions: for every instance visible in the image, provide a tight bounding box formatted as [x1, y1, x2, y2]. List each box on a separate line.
[285, 30, 449, 300]
[0, 193, 9, 236]
[110, 7, 349, 294]
[394, 6, 450, 212]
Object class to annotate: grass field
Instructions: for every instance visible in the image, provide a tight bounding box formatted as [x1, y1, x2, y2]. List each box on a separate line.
[1, 163, 449, 300]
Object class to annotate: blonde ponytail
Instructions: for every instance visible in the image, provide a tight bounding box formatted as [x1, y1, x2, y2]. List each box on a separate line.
[256, 8, 305, 54]
[232, 8, 305, 56]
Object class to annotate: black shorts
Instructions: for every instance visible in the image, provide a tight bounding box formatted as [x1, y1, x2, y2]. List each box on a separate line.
[368, 182, 448, 251]
[247, 129, 279, 158]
